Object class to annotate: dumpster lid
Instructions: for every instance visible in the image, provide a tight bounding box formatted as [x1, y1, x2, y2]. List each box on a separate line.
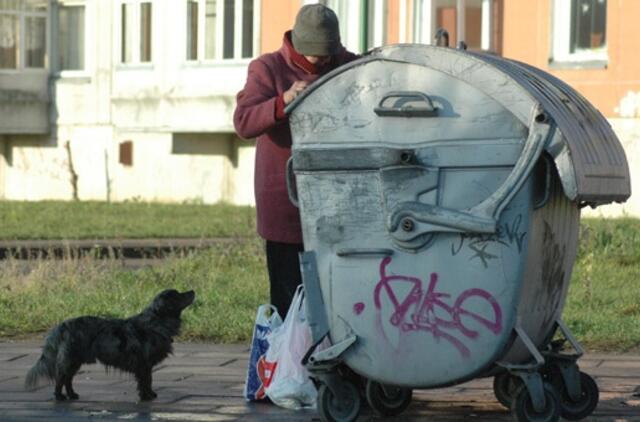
[467, 51, 631, 206]
[286, 44, 631, 207]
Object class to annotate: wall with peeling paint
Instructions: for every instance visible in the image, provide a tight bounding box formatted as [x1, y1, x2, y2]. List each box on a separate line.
[1, 131, 256, 205]
[583, 118, 640, 217]
[0, 0, 256, 205]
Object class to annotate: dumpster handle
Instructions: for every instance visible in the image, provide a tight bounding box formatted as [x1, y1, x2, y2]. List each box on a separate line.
[374, 91, 438, 117]
[472, 108, 551, 219]
[387, 106, 551, 246]
[336, 248, 394, 257]
[285, 157, 299, 208]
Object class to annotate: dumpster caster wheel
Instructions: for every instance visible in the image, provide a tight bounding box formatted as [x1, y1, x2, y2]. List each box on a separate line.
[493, 372, 523, 408]
[365, 380, 412, 416]
[552, 371, 599, 420]
[318, 381, 361, 422]
[511, 382, 560, 422]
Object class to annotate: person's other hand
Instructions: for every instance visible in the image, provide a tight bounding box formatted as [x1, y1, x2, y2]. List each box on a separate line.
[283, 81, 308, 104]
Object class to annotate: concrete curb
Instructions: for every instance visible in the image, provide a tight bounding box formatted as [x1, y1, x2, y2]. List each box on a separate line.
[0, 237, 252, 260]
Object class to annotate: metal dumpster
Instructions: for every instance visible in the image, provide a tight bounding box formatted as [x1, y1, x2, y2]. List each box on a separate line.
[285, 44, 631, 422]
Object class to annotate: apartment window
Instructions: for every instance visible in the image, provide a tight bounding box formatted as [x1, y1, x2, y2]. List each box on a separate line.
[121, 1, 152, 64]
[0, 0, 47, 70]
[317, 0, 366, 53]
[320, 0, 387, 52]
[185, 0, 257, 61]
[186, 0, 198, 60]
[367, 0, 387, 49]
[58, 4, 85, 71]
[552, 0, 607, 64]
[205, 0, 217, 58]
[410, 0, 496, 50]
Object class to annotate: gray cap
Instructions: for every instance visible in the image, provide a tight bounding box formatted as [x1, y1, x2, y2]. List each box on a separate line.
[292, 4, 341, 56]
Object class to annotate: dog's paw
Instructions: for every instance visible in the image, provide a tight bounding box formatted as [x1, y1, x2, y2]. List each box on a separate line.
[67, 392, 79, 400]
[54, 393, 67, 401]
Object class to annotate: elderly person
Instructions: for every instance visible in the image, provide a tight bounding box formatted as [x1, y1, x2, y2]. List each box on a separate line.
[234, 4, 359, 317]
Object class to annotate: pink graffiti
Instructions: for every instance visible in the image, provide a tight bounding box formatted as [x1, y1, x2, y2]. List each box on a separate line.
[372, 257, 502, 358]
[353, 302, 365, 315]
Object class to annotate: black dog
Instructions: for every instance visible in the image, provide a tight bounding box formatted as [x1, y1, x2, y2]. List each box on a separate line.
[25, 289, 195, 401]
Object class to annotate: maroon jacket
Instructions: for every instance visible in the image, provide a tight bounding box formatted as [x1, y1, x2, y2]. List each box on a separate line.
[234, 32, 359, 243]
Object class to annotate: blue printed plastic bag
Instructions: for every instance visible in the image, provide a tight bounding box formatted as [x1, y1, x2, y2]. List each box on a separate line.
[244, 304, 282, 401]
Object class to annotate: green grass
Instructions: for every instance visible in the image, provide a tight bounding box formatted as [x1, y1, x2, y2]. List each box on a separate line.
[0, 214, 638, 352]
[0, 200, 256, 239]
[0, 238, 268, 342]
[563, 218, 640, 352]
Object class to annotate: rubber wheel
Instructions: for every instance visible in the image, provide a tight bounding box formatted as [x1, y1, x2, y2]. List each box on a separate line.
[553, 371, 599, 420]
[511, 382, 561, 422]
[317, 381, 361, 422]
[365, 380, 412, 416]
[493, 372, 523, 408]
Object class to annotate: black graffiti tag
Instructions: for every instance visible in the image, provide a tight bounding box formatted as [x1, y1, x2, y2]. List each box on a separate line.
[451, 214, 527, 268]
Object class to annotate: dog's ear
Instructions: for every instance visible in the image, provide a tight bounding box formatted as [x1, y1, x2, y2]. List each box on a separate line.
[149, 290, 175, 314]
[149, 289, 190, 318]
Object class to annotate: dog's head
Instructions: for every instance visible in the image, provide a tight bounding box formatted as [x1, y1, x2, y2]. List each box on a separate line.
[148, 289, 196, 318]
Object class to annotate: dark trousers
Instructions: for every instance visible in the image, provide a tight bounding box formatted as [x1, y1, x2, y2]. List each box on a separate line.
[266, 240, 304, 318]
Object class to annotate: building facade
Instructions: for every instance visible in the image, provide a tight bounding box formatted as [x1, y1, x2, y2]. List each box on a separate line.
[0, 0, 636, 215]
[1, 0, 261, 204]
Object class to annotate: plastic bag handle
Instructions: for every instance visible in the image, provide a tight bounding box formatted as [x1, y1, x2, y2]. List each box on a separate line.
[265, 304, 281, 324]
[282, 285, 305, 323]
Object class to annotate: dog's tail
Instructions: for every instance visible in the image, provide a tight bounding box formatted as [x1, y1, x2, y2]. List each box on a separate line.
[25, 326, 63, 390]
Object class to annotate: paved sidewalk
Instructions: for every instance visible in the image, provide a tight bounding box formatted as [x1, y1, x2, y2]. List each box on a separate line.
[1, 340, 639, 421]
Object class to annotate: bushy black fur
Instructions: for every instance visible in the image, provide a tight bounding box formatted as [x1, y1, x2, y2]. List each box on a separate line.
[25, 289, 195, 402]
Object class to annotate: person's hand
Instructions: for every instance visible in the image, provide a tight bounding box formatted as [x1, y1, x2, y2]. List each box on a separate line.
[283, 81, 308, 105]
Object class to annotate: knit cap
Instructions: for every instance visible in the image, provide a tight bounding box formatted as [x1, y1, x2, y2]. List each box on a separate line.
[292, 4, 341, 56]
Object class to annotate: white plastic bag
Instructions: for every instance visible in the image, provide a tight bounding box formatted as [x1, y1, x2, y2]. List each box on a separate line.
[264, 285, 318, 409]
[243, 304, 282, 401]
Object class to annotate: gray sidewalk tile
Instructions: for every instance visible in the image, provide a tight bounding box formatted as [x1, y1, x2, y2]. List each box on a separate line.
[1, 340, 639, 421]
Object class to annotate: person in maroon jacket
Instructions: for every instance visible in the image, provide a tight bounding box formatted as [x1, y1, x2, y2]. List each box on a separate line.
[234, 4, 359, 317]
